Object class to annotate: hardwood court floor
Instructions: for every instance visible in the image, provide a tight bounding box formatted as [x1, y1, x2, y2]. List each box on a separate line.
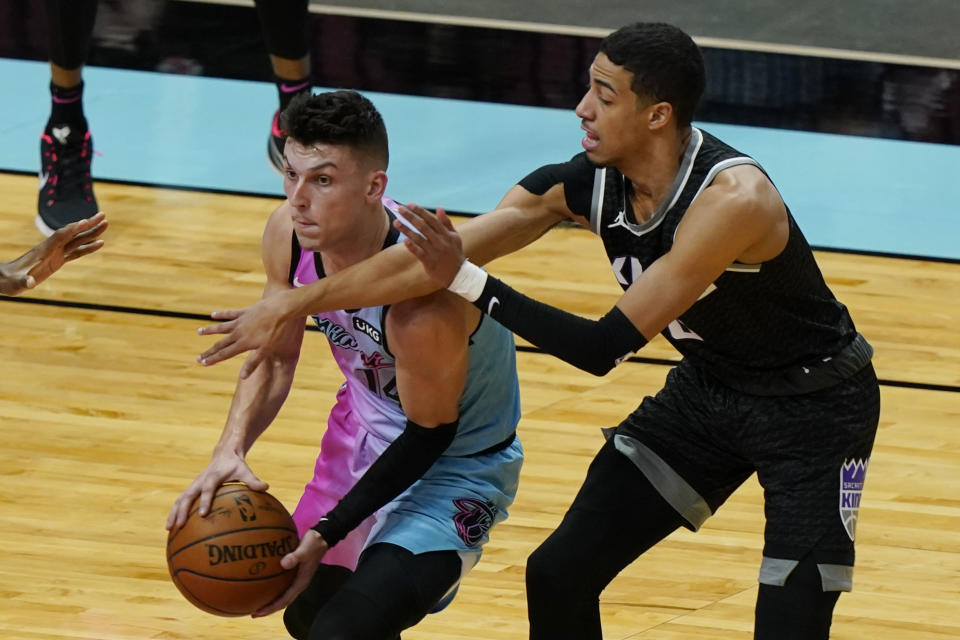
[0, 174, 958, 639]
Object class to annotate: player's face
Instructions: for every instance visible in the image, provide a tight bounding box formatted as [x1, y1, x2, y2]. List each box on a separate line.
[282, 140, 382, 251]
[574, 53, 653, 166]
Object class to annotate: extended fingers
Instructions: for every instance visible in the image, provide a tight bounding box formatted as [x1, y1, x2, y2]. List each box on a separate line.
[239, 466, 269, 491]
[196, 476, 223, 517]
[73, 216, 108, 241]
[210, 308, 244, 321]
[435, 207, 457, 232]
[63, 240, 105, 262]
[197, 336, 248, 366]
[58, 214, 107, 248]
[238, 349, 266, 379]
[197, 320, 236, 337]
[399, 203, 445, 235]
[167, 485, 200, 530]
[197, 330, 234, 359]
[56, 211, 104, 236]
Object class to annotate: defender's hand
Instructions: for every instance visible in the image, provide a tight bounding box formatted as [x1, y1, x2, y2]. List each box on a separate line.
[197, 294, 295, 377]
[395, 204, 466, 288]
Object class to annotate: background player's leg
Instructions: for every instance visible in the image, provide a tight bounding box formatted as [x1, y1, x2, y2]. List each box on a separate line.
[252, 0, 311, 171]
[45, 0, 98, 79]
[38, 0, 100, 235]
[526, 438, 687, 640]
[307, 543, 462, 640]
[754, 554, 840, 640]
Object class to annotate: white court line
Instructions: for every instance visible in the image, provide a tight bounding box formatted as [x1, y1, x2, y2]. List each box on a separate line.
[183, 0, 960, 70]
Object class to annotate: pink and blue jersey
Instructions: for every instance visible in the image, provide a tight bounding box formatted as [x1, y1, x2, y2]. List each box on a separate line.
[289, 197, 523, 572]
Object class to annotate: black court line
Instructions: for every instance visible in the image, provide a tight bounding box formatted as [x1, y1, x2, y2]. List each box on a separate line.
[4, 295, 958, 395]
[0, 167, 286, 203]
[2, 168, 958, 265]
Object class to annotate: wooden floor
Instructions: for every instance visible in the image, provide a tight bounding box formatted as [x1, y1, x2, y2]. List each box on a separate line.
[0, 173, 958, 639]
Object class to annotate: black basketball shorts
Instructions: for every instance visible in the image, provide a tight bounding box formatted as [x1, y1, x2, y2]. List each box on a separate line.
[614, 360, 880, 590]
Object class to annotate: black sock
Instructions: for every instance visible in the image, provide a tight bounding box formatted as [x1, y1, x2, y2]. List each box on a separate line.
[49, 82, 85, 128]
[275, 75, 311, 113]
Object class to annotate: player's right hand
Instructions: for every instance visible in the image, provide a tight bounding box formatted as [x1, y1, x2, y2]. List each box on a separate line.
[165, 452, 268, 531]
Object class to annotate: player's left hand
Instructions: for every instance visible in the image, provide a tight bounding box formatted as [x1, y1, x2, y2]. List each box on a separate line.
[197, 293, 295, 377]
[251, 529, 328, 618]
[395, 203, 465, 287]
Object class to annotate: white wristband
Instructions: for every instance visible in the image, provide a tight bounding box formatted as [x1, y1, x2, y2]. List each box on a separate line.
[447, 259, 488, 302]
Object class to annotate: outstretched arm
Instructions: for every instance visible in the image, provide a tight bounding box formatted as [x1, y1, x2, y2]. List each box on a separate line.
[0, 212, 107, 296]
[197, 184, 572, 376]
[400, 166, 790, 376]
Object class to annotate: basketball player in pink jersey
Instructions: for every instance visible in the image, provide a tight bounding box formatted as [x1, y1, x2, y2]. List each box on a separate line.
[167, 90, 522, 639]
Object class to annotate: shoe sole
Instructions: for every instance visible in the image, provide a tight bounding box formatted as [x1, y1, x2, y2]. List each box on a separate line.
[35, 213, 56, 238]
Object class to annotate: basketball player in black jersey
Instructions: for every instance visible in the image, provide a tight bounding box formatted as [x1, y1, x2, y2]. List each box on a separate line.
[195, 23, 880, 640]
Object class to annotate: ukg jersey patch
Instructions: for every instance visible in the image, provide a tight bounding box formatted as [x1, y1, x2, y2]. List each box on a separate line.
[453, 498, 498, 547]
[839, 458, 869, 540]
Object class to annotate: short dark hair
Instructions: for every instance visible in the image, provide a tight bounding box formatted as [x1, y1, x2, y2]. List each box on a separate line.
[599, 23, 705, 128]
[280, 90, 389, 169]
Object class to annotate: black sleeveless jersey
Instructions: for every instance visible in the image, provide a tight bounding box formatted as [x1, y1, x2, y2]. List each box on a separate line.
[520, 127, 870, 395]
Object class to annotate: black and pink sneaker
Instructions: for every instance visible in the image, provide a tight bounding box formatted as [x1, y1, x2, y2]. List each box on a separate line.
[267, 109, 286, 174]
[36, 122, 99, 237]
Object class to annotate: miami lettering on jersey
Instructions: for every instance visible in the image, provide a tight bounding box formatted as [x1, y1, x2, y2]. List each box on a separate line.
[314, 317, 360, 350]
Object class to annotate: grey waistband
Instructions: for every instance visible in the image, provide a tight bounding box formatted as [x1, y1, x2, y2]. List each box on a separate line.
[712, 332, 874, 396]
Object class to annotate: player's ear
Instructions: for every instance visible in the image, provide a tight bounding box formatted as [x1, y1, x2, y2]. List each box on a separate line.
[366, 170, 388, 201]
[647, 101, 673, 130]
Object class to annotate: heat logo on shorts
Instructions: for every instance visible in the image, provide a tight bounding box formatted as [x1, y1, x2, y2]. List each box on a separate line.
[839, 458, 869, 541]
[452, 498, 497, 547]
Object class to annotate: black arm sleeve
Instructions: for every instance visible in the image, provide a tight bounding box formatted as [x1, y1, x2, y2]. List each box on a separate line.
[475, 276, 647, 376]
[518, 153, 596, 218]
[312, 418, 458, 546]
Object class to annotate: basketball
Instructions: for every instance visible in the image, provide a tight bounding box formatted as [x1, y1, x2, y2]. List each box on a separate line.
[166, 482, 299, 616]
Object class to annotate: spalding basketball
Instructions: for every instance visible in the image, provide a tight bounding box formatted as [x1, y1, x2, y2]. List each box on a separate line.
[166, 482, 299, 616]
